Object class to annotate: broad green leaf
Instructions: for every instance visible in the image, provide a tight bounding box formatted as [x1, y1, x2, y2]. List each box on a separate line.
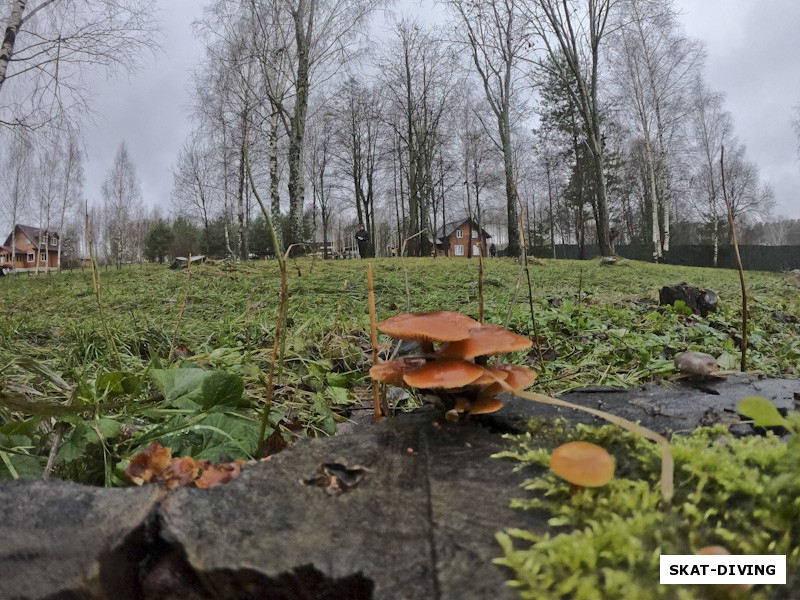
[737, 397, 787, 428]
[151, 368, 209, 407]
[96, 371, 141, 397]
[0, 450, 42, 479]
[324, 386, 350, 405]
[55, 423, 95, 464]
[160, 413, 258, 461]
[94, 418, 123, 440]
[200, 371, 245, 410]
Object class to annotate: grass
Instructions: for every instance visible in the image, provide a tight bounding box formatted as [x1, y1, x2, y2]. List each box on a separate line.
[1, 257, 799, 485]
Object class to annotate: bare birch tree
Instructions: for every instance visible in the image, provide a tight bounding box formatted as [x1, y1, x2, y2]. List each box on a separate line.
[0, 128, 32, 265]
[445, 0, 532, 256]
[689, 78, 731, 266]
[329, 74, 381, 256]
[0, 0, 158, 130]
[611, 0, 703, 260]
[379, 20, 460, 256]
[172, 131, 221, 256]
[102, 141, 141, 269]
[522, 0, 621, 255]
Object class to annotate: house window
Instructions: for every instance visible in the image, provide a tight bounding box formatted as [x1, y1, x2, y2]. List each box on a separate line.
[454, 244, 465, 256]
[27, 253, 34, 262]
[51, 237, 57, 246]
[40, 250, 47, 262]
[471, 230, 478, 239]
[455, 230, 464, 239]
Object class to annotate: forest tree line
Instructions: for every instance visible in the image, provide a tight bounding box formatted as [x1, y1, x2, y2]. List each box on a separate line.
[0, 0, 798, 267]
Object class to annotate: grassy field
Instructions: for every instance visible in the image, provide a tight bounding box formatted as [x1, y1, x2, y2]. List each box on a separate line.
[1, 257, 799, 485]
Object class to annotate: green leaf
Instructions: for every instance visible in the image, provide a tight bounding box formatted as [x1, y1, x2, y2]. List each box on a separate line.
[94, 418, 123, 440]
[737, 396, 788, 428]
[325, 372, 352, 388]
[96, 371, 141, 397]
[160, 413, 258, 461]
[55, 423, 95, 464]
[200, 371, 245, 410]
[324, 386, 350, 405]
[151, 368, 209, 407]
[312, 394, 336, 436]
[0, 450, 42, 479]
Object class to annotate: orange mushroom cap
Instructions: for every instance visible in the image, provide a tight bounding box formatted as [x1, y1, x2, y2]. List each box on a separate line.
[402, 359, 484, 389]
[550, 441, 615, 488]
[369, 357, 428, 386]
[467, 396, 505, 415]
[377, 311, 480, 343]
[438, 323, 532, 359]
[483, 363, 538, 396]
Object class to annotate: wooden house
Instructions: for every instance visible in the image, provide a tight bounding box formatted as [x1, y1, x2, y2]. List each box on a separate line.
[0, 224, 61, 271]
[434, 218, 492, 258]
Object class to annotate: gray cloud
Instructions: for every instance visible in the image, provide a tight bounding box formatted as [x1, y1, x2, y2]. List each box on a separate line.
[675, 0, 800, 216]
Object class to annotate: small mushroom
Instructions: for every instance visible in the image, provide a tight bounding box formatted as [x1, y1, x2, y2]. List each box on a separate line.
[448, 395, 504, 420]
[467, 396, 505, 415]
[402, 359, 484, 389]
[438, 323, 532, 360]
[377, 311, 480, 353]
[550, 441, 615, 494]
[369, 357, 428, 387]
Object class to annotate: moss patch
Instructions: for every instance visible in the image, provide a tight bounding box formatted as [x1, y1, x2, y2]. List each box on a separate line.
[496, 420, 800, 599]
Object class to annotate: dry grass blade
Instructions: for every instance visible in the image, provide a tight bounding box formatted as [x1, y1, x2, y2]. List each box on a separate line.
[400, 229, 428, 311]
[367, 263, 385, 422]
[720, 145, 748, 372]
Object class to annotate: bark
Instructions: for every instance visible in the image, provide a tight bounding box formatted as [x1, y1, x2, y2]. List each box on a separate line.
[269, 108, 281, 223]
[0, 0, 27, 95]
[286, 0, 314, 249]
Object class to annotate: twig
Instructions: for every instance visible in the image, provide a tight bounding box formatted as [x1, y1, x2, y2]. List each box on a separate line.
[367, 263, 386, 422]
[517, 196, 544, 372]
[720, 145, 748, 371]
[478, 246, 485, 323]
[400, 229, 428, 312]
[244, 142, 288, 457]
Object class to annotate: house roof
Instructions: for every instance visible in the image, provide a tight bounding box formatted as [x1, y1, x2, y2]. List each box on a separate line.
[435, 218, 492, 243]
[3, 224, 60, 248]
[0, 243, 29, 255]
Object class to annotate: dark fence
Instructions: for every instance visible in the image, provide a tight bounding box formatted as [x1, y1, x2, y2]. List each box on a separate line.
[530, 244, 800, 272]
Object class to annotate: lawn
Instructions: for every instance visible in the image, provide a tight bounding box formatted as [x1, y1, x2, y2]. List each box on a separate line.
[1, 257, 799, 485]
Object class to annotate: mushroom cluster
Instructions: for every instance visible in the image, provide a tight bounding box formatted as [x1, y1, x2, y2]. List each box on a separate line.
[369, 311, 537, 419]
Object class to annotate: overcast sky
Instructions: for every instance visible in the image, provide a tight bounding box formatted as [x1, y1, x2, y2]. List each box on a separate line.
[80, 0, 800, 221]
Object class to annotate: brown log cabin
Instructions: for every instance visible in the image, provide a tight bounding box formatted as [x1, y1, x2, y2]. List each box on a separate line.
[434, 218, 492, 258]
[0, 224, 61, 271]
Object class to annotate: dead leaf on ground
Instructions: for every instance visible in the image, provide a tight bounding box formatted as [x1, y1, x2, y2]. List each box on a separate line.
[125, 442, 245, 489]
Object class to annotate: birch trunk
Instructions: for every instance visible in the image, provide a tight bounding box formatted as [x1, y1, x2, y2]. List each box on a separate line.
[0, 0, 27, 95]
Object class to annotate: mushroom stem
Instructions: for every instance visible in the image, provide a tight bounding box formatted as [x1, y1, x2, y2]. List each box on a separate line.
[420, 341, 435, 354]
[568, 483, 583, 496]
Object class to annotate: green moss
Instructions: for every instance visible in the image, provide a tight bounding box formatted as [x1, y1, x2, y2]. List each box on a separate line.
[496, 420, 799, 599]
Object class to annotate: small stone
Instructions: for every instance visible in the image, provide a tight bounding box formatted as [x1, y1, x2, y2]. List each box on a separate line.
[675, 351, 721, 377]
